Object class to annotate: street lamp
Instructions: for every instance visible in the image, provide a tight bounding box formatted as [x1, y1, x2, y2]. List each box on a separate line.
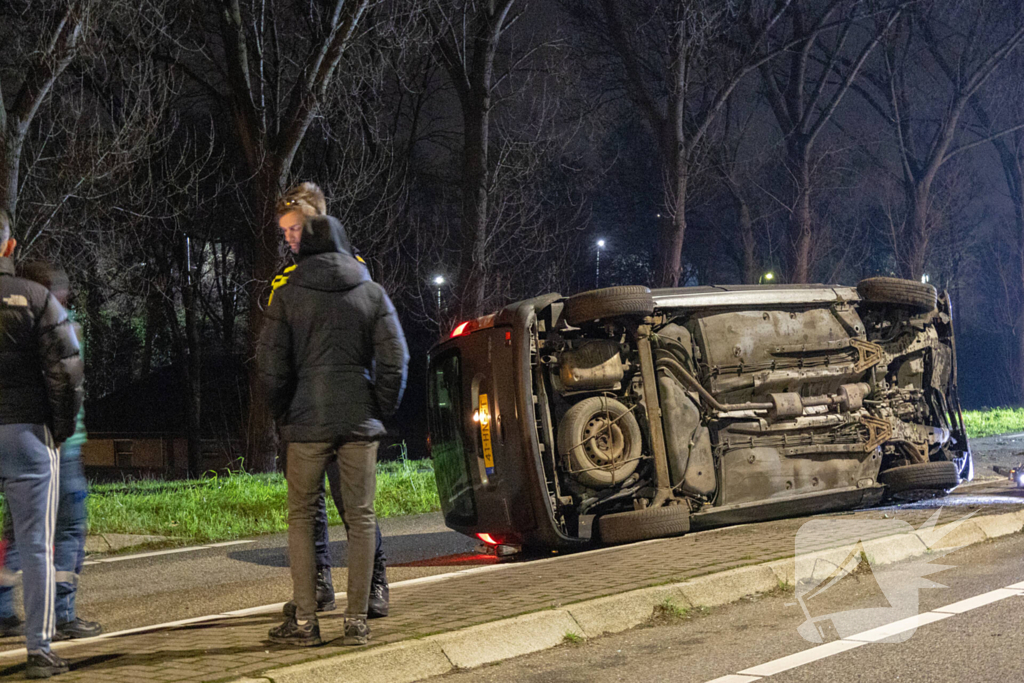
[760, 271, 775, 284]
[432, 275, 445, 321]
[595, 239, 606, 288]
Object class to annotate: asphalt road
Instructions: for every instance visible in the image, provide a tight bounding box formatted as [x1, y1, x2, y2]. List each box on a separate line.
[0, 511, 481, 648]
[0, 436, 1016, 656]
[427, 513, 1024, 682]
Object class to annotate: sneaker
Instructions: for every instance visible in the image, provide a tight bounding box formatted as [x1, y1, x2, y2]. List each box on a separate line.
[268, 617, 322, 648]
[343, 616, 369, 646]
[25, 650, 69, 679]
[368, 580, 389, 619]
[0, 615, 23, 637]
[281, 566, 336, 618]
[52, 617, 103, 641]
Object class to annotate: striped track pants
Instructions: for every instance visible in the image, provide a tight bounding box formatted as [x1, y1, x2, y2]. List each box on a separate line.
[0, 423, 59, 653]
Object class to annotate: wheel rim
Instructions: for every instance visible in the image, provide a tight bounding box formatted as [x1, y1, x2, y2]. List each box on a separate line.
[583, 416, 626, 465]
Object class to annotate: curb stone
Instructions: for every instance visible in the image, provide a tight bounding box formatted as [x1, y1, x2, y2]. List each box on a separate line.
[267, 640, 452, 683]
[231, 508, 1024, 683]
[916, 519, 987, 550]
[567, 585, 689, 638]
[84, 533, 168, 554]
[433, 609, 583, 669]
[677, 564, 779, 608]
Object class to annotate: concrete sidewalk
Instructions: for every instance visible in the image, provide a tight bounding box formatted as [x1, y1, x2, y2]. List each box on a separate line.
[2, 480, 1022, 682]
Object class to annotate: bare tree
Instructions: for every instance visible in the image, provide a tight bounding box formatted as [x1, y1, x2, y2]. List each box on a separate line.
[853, 0, 1024, 279]
[563, 0, 792, 287]
[757, 0, 899, 283]
[428, 0, 520, 319]
[0, 0, 89, 227]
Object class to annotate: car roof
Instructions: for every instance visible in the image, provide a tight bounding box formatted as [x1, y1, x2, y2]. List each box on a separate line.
[650, 284, 860, 309]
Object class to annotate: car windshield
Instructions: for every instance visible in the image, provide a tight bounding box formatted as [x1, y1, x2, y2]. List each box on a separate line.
[428, 352, 476, 525]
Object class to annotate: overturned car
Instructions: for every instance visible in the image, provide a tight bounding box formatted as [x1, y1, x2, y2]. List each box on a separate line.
[426, 278, 972, 548]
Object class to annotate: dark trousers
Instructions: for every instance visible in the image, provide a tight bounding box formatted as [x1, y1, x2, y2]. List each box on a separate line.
[287, 441, 378, 620]
[314, 467, 387, 573]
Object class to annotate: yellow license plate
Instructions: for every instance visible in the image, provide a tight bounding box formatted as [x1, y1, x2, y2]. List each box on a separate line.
[479, 394, 495, 475]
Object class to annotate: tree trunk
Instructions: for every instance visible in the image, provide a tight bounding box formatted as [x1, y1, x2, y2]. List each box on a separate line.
[789, 149, 813, 284]
[244, 167, 285, 472]
[654, 126, 688, 288]
[457, 93, 489, 320]
[906, 182, 931, 281]
[0, 141, 18, 222]
[182, 236, 203, 478]
[737, 196, 758, 285]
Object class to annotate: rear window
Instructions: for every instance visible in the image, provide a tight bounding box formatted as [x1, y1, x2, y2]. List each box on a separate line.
[428, 352, 477, 526]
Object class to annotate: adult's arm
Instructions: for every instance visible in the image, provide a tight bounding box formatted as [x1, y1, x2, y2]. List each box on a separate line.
[372, 285, 409, 419]
[37, 294, 84, 444]
[257, 295, 295, 420]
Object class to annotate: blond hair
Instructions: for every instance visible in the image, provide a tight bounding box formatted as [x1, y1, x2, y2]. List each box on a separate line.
[277, 182, 327, 217]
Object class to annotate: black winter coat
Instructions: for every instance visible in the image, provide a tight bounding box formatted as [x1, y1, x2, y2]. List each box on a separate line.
[258, 216, 409, 443]
[0, 258, 84, 443]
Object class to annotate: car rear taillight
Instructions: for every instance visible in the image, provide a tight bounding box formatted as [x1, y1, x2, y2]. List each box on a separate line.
[449, 314, 499, 339]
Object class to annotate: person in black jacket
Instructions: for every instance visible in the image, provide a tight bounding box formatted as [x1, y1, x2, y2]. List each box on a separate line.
[259, 211, 408, 647]
[0, 209, 84, 678]
[270, 183, 392, 620]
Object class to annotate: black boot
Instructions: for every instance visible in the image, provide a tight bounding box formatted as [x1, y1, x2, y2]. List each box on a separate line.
[25, 650, 69, 679]
[316, 566, 337, 611]
[0, 615, 22, 637]
[53, 617, 103, 641]
[368, 563, 389, 619]
[282, 566, 336, 618]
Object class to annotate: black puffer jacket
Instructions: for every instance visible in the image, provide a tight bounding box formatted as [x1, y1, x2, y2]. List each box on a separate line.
[0, 257, 84, 443]
[258, 216, 409, 443]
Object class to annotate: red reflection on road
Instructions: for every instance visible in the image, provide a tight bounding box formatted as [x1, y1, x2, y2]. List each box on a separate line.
[393, 553, 498, 567]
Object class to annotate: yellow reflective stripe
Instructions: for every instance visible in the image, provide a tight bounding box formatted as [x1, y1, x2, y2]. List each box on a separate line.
[267, 265, 297, 306]
[357, 255, 366, 264]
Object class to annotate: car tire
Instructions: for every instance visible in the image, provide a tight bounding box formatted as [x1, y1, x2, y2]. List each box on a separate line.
[558, 397, 642, 488]
[877, 461, 960, 492]
[597, 505, 691, 544]
[562, 286, 655, 326]
[856, 277, 937, 312]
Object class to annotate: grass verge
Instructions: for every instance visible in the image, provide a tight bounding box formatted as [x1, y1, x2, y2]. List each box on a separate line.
[963, 407, 1024, 439]
[85, 458, 440, 545]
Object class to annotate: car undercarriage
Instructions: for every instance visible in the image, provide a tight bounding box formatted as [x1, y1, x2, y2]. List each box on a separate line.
[527, 278, 971, 544]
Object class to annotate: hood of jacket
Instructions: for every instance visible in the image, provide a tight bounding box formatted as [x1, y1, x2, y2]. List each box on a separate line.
[291, 215, 369, 292]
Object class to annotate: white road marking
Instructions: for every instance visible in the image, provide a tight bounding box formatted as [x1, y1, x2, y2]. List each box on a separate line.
[0, 563, 522, 660]
[704, 582, 1024, 682]
[738, 640, 866, 676]
[83, 540, 254, 566]
[931, 588, 1024, 614]
[843, 611, 954, 643]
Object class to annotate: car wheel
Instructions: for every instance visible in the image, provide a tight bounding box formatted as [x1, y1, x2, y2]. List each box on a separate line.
[597, 505, 691, 544]
[558, 397, 642, 488]
[856, 277, 937, 312]
[877, 461, 960, 492]
[562, 286, 655, 326]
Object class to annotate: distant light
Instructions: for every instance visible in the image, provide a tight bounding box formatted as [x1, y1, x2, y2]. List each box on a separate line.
[656, 213, 662, 218]
[921, 274, 930, 284]
[472, 410, 481, 423]
[433, 275, 445, 286]
[765, 272, 775, 281]
[596, 239, 606, 248]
